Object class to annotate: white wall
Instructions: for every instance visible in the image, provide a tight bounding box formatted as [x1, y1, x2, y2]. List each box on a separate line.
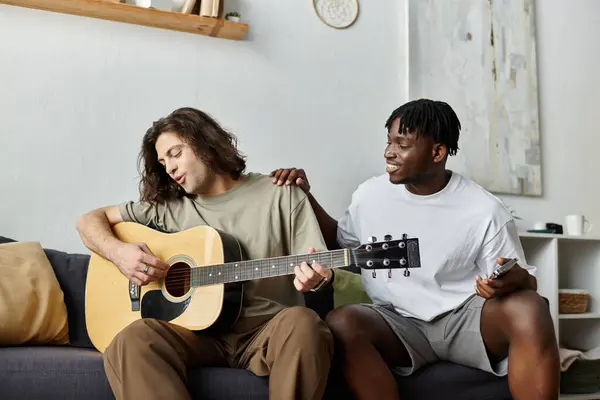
[2, 0, 599, 254]
[0, 1, 407, 252]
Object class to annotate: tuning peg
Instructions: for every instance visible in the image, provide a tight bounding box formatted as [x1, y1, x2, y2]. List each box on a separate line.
[384, 235, 392, 241]
[368, 236, 377, 243]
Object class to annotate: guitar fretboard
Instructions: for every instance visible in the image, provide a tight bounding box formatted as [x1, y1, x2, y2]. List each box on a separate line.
[190, 249, 349, 286]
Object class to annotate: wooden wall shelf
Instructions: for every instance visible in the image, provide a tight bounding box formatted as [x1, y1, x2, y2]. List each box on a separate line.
[0, 0, 248, 40]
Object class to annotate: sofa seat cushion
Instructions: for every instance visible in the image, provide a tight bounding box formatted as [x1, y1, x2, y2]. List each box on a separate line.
[0, 346, 113, 400]
[394, 361, 512, 399]
[194, 361, 514, 399]
[0, 346, 512, 400]
[0, 346, 271, 400]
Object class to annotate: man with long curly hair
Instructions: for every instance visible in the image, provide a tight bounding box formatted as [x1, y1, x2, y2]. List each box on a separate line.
[76, 107, 334, 400]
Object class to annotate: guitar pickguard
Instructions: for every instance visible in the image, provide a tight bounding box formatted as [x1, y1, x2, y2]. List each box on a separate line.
[141, 289, 191, 321]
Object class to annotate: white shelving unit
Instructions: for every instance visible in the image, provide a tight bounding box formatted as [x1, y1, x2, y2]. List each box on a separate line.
[519, 232, 600, 400]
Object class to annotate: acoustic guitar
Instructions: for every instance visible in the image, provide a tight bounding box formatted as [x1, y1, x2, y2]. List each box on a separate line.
[85, 222, 421, 352]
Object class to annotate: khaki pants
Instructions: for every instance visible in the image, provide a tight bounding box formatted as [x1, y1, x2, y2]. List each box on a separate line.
[103, 306, 334, 400]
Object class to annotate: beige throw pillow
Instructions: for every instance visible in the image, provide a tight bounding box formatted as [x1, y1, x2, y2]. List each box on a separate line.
[0, 241, 69, 345]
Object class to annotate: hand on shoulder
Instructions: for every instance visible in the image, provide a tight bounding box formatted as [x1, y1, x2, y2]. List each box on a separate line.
[269, 167, 310, 194]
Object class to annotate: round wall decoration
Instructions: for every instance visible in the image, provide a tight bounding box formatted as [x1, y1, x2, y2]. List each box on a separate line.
[313, 0, 359, 29]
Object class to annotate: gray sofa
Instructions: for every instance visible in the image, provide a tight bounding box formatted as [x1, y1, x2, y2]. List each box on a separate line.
[0, 235, 513, 399]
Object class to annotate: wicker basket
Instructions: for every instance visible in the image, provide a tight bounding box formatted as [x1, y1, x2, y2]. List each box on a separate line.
[559, 289, 589, 314]
[560, 359, 600, 394]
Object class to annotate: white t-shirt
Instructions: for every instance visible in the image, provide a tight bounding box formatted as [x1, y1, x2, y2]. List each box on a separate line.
[337, 171, 536, 322]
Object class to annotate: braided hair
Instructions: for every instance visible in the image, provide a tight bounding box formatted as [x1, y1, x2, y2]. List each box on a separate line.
[385, 99, 461, 156]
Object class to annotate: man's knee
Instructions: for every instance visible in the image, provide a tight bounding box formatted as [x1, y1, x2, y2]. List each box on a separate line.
[105, 318, 162, 360]
[497, 290, 555, 340]
[325, 304, 368, 341]
[279, 306, 333, 352]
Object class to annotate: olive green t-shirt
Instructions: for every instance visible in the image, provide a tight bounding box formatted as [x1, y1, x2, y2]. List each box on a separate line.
[118, 172, 327, 318]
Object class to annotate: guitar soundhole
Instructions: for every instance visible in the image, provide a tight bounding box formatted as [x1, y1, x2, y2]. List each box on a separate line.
[164, 262, 191, 298]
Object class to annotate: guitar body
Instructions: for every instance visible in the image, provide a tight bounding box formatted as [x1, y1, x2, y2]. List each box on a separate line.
[85, 222, 245, 353]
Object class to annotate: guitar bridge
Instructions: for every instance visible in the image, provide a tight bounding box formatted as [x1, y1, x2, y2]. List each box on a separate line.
[129, 281, 140, 311]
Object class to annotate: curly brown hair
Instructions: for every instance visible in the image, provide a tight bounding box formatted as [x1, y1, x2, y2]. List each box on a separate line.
[138, 107, 246, 204]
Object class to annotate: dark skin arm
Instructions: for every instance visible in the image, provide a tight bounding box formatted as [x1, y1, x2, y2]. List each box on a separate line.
[269, 168, 341, 250]
[475, 257, 537, 299]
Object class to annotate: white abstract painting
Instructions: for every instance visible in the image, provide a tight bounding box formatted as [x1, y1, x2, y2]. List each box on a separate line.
[408, 0, 542, 196]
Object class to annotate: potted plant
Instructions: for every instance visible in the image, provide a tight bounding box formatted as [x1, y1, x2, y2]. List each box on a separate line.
[225, 12, 241, 22]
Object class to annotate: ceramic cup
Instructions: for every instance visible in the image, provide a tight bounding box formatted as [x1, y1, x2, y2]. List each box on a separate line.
[565, 214, 593, 236]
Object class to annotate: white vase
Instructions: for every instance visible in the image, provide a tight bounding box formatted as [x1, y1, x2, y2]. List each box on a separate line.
[228, 16, 240, 22]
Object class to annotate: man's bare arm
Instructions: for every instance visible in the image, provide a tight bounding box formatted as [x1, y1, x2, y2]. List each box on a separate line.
[76, 205, 169, 285]
[76, 205, 124, 261]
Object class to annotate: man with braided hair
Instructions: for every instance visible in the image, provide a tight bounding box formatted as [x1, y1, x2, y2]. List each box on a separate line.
[270, 99, 560, 400]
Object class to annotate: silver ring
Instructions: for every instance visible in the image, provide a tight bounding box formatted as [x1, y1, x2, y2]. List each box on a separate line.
[143, 265, 149, 274]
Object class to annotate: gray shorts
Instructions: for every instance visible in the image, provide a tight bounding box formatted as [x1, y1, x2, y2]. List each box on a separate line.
[362, 294, 507, 377]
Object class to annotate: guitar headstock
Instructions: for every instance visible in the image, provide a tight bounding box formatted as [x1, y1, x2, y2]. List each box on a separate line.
[350, 234, 421, 277]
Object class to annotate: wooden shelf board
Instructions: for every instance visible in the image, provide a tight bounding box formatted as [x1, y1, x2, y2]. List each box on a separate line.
[0, 0, 248, 40]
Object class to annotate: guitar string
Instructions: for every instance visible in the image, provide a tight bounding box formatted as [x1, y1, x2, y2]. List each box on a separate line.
[157, 255, 400, 281]
[156, 252, 348, 284]
[161, 255, 349, 286]
[155, 258, 405, 289]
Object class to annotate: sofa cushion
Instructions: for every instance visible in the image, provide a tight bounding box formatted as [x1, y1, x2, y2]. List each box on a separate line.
[0, 235, 94, 348]
[193, 361, 513, 399]
[0, 242, 69, 345]
[394, 361, 512, 399]
[0, 236, 16, 244]
[0, 346, 272, 400]
[43, 248, 94, 348]
[0, 345, 511, 400]
[0, 346, 113, 400]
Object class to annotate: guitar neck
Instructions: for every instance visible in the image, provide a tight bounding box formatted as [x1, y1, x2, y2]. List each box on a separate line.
[190, 249, 351, 286]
